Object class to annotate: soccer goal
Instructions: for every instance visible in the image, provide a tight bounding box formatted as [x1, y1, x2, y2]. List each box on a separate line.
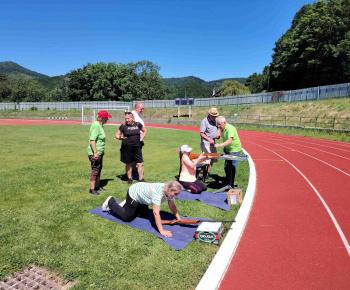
[81, 105, 130, 125]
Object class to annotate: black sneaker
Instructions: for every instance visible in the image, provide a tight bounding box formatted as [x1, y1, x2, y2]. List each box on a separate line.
[89, 189, 100, 196]
[95, 186, 107, 192]
[138, 179, 145, 182]
[127, 178, 133, 185]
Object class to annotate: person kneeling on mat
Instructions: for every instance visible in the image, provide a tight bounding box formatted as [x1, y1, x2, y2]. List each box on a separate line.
[178, 145, 210, 194]
[102, 181, 182, 237]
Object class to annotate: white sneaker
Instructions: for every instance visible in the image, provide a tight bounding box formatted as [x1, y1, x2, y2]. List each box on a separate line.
[102, 196, 113, 211]
[119, 200, 126, 207]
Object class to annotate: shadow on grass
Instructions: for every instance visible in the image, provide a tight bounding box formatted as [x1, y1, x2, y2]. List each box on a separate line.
[205, 174, 229, 190]
[116, 174, 127, 181]
[100, 178, 114, 187]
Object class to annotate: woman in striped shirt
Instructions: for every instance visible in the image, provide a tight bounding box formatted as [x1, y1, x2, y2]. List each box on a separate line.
[102, 181, 182, 237]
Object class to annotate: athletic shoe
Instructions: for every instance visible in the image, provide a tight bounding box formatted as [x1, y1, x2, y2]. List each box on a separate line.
[95, 186, 107, 192]
[102, 196, 113, 211]
[119, 200, 126, 207]
[138, 179, 145, 182]
[127, 178, 133, 184]
[89, 189, 100, 196]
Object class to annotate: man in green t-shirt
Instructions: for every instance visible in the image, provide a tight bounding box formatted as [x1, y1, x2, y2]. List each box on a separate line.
[214, 116, 242, 188]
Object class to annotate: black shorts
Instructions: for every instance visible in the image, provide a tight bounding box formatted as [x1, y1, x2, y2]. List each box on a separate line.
[120, 144, 143, 164]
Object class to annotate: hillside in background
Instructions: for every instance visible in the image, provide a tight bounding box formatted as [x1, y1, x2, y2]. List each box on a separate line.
[162, 76, 246, 88]
[162, 76, 247, 99]
[0, 61, 49, 79]
[0, 61, 247, 99]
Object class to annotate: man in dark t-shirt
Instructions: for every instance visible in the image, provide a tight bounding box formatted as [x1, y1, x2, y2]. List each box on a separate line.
[115, 112, 147, 184]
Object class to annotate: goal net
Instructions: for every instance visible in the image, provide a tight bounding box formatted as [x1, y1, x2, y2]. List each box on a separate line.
[81, 105, 130, 125]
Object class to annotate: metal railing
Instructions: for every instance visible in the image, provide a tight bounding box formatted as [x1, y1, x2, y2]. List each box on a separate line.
[0, 82, 349, 111]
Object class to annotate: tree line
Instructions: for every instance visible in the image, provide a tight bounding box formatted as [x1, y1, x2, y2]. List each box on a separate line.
[0, 61, 249, 103]
[245, 0, 350, 94]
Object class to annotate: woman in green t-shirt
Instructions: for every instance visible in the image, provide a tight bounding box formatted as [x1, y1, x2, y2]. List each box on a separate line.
[87, 110, 112, 196]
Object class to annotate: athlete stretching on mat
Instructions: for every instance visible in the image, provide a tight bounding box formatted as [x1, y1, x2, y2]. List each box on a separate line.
[102, 181, 182, 237]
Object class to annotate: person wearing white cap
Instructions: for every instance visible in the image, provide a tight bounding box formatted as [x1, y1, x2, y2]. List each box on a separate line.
[178, 145, 209, 194]
[200, 108, 221, 179]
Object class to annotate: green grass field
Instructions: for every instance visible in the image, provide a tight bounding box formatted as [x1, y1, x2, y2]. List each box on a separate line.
[0, 124, 249, 289]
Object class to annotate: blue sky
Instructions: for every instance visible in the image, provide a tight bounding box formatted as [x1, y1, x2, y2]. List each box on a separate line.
[1, 0, 314, 81]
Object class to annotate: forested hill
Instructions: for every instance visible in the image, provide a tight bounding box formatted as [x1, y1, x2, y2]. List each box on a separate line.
[162, 76, 246, 88]
[0, 61, 49, 79]
[163, 76, 206, 86]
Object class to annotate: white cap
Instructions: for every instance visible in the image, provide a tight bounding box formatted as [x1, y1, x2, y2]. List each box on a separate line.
[180, 145, 193, 153]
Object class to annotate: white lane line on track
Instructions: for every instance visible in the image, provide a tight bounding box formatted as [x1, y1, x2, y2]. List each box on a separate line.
[196, 148, 257, 290]
[242, 138, 350, 177]
[245, 131, 350, 150]
[244, 140, 350, 258]
[257, 135, 350, 153]
[247, 137, 350, 160]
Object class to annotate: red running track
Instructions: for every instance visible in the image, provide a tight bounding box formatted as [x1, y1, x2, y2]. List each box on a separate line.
[220, 130, 350, 289]
[2, 119, 350, 288]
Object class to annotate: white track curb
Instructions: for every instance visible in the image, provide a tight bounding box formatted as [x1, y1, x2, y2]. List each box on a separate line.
[196, 148, 257, 290]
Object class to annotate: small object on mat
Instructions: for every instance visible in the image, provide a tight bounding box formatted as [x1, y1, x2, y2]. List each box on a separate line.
[227, 188, 243, 205]
[195, 222, 225, 245]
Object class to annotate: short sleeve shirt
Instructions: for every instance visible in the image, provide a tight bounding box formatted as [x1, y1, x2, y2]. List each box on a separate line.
[128, 183, 175, 207]
[222, 123, 242, 153]
[200, 117, 218, 145]
[87, 121, 106, 155]
[132, 110, 145, 137]
[119, 122, 143, 146]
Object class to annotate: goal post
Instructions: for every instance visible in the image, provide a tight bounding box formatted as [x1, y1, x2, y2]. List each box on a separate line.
[81, 105, 130, 125]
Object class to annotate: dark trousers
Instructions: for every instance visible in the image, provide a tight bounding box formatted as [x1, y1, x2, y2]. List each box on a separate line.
[179, 179, 207, 194]
[224, 151, 241, 187]
[108, 191, 148, 222]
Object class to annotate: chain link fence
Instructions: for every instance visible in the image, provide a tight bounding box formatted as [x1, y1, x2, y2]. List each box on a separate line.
[0, 82, 349, 111]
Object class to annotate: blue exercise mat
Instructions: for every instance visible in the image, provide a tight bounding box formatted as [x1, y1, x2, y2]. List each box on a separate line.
[89, 204, 207, 251]
[175, 190, 230, 211]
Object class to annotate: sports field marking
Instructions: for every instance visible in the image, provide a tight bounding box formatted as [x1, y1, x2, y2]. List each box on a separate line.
[260, 136, 350, 156]
[253, 159, 284, 162]
[244, 140, 350, 258]
[247, 136, 350, 161]
[259, 134, 350, 151]
[242, 138, 350, 177]
[196, 148, 257, 290]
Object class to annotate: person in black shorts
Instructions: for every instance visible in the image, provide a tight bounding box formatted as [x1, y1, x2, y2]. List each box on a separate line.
[115, 112, 147, 184]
